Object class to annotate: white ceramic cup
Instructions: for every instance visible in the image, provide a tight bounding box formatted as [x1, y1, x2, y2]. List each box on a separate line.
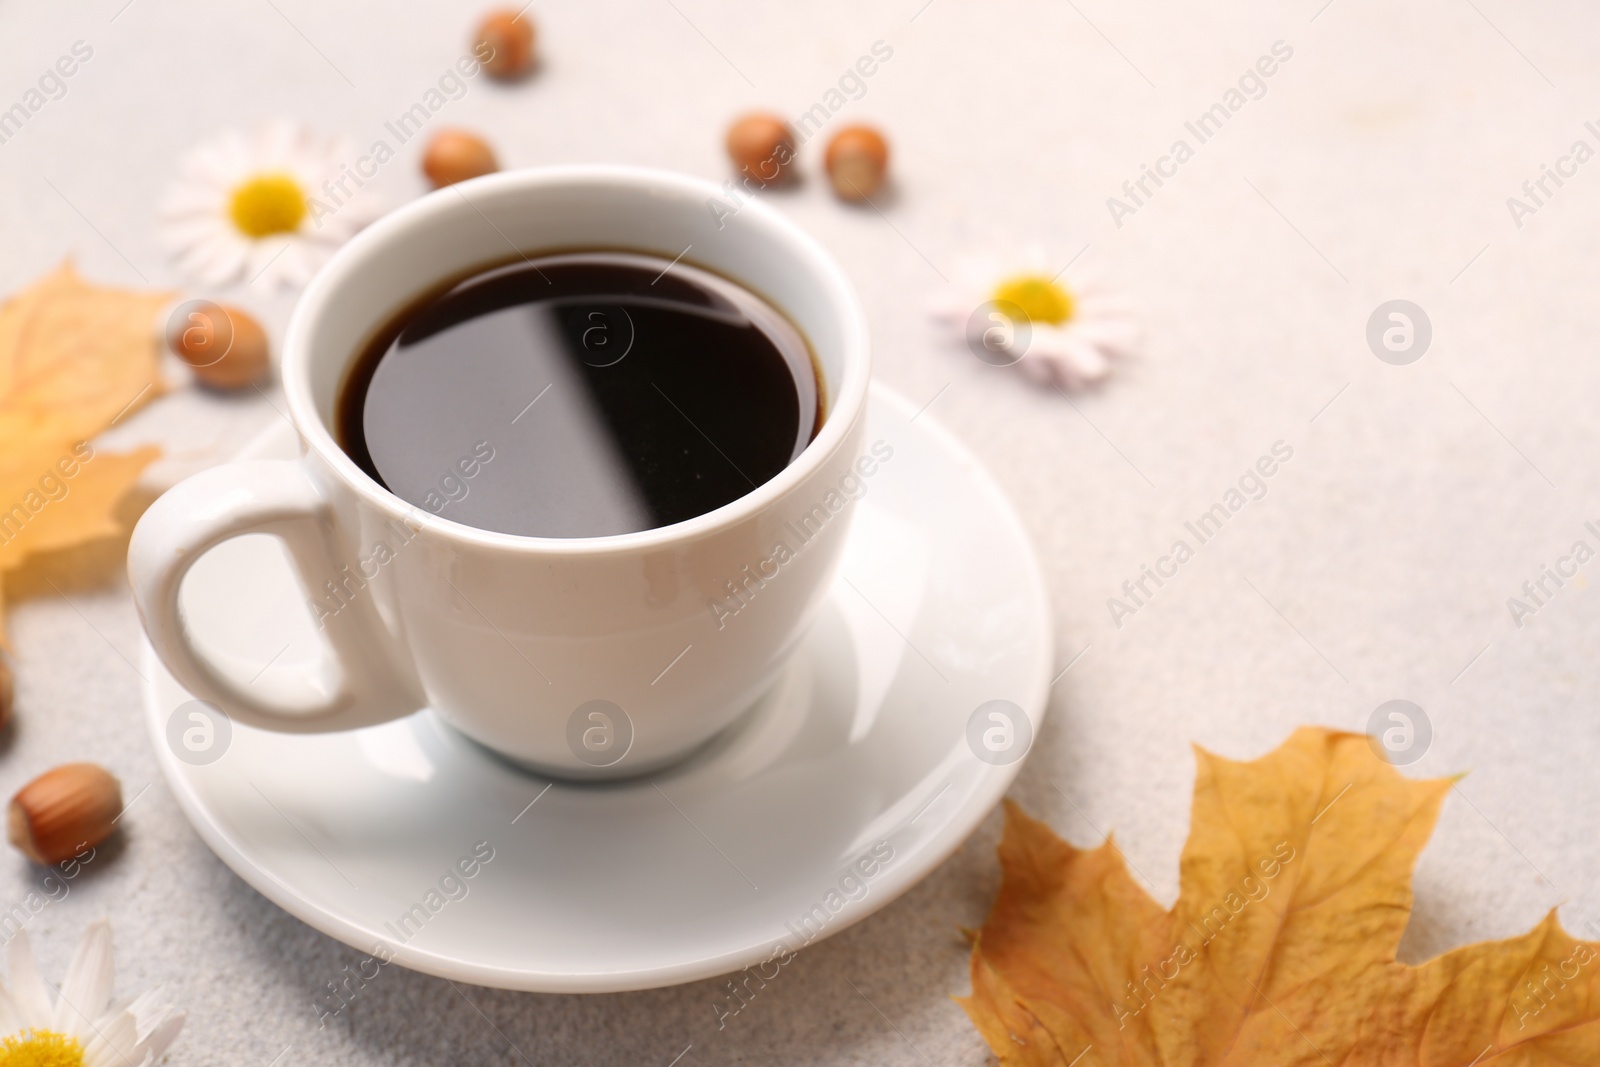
[128, 165, 870, 779]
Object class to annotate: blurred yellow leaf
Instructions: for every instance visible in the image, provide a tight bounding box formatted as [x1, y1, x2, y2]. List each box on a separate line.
[0, 263, 170, 640]
[960, 727, 1600, 1065]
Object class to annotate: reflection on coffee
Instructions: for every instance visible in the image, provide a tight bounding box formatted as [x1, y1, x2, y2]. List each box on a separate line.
[338, 252, 821, 537]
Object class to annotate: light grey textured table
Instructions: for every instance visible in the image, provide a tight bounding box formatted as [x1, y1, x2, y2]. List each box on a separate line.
[2, 0, 1598, 1063]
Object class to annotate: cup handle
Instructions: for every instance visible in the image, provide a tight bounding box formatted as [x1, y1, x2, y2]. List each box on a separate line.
[128, 459, 423, 733]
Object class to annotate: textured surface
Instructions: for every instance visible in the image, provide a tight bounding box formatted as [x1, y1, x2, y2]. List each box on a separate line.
[0, 0, 1598, 1063]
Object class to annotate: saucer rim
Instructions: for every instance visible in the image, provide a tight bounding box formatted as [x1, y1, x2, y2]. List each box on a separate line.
[142, 381, 1053, 992]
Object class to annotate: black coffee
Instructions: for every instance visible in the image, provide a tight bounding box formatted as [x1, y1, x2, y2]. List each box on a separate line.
[338, 252, 821, 537]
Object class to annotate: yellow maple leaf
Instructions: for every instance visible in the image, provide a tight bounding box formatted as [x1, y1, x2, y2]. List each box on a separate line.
[0, 262, 170, 443]
[0, 264, 171, 640]
[960, 727, 1600, 1066]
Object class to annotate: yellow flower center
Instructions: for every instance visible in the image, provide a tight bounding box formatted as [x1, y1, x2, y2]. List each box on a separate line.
[228, 173, 307, 238]
[990, 274, 1074, 326]
[0, 1029, 84, 1067]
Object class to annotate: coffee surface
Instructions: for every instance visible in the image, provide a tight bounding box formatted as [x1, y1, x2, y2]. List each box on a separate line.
[339, 252, 820, 537]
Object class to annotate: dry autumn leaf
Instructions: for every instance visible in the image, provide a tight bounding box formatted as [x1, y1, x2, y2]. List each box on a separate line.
[960, 727, 1600, 1066]
[0, 263, 169, 639]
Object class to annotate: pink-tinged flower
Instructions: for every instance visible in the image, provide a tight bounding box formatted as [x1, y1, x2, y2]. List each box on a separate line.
[932, 250, 1140, 391]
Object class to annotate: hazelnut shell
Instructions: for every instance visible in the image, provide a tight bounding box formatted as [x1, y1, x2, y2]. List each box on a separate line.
[825, 125, 890, 201]
[423, 129, 500, 188]
[475, 10, 537, 81]
[725, 113, 795, 185]
[0, 659, 11, 734]
[172, 304, 270, 390]
[8, 763, 121, 866]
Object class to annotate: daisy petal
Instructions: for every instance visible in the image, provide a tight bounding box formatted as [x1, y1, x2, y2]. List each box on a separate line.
[0, 974, 21, 1033]
[99, 994, 134, 1027]
[1023, 328, 1109, 390]
[56, 919, 114, 1033]
[158, 217, 234, 255]
[8, 931, 55, 1029]
[81, 1005, 140, 1067]
[1014, 351, 1059, 388]
[1078, 296, 1138, 318]
[197, 238, 251, 289]
[176, 242, 243, 289]
[1055, 333, 1112, 388]
[133, 1010, 185, 1063]
[1070, 317, 1142, 358]
[121, 989, 157, 1027]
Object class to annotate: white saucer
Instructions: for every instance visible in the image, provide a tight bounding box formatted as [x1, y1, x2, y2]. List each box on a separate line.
[141, 383, 1052, 993]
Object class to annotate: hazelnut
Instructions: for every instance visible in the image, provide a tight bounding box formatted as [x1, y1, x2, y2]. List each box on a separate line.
[170, 302, 269, 390]
[475, 9, 537, 81]
[9, 763, 121, 866]
[423, 129, 500, 188]
[725, 112, 795, 185]
[825, 125, 890, 201]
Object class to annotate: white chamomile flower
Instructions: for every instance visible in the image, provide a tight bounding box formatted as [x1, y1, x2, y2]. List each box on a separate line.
[932, 250, 1141, 391]
[0, 921, 183, 1067]
[158, 119, 384, 292]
